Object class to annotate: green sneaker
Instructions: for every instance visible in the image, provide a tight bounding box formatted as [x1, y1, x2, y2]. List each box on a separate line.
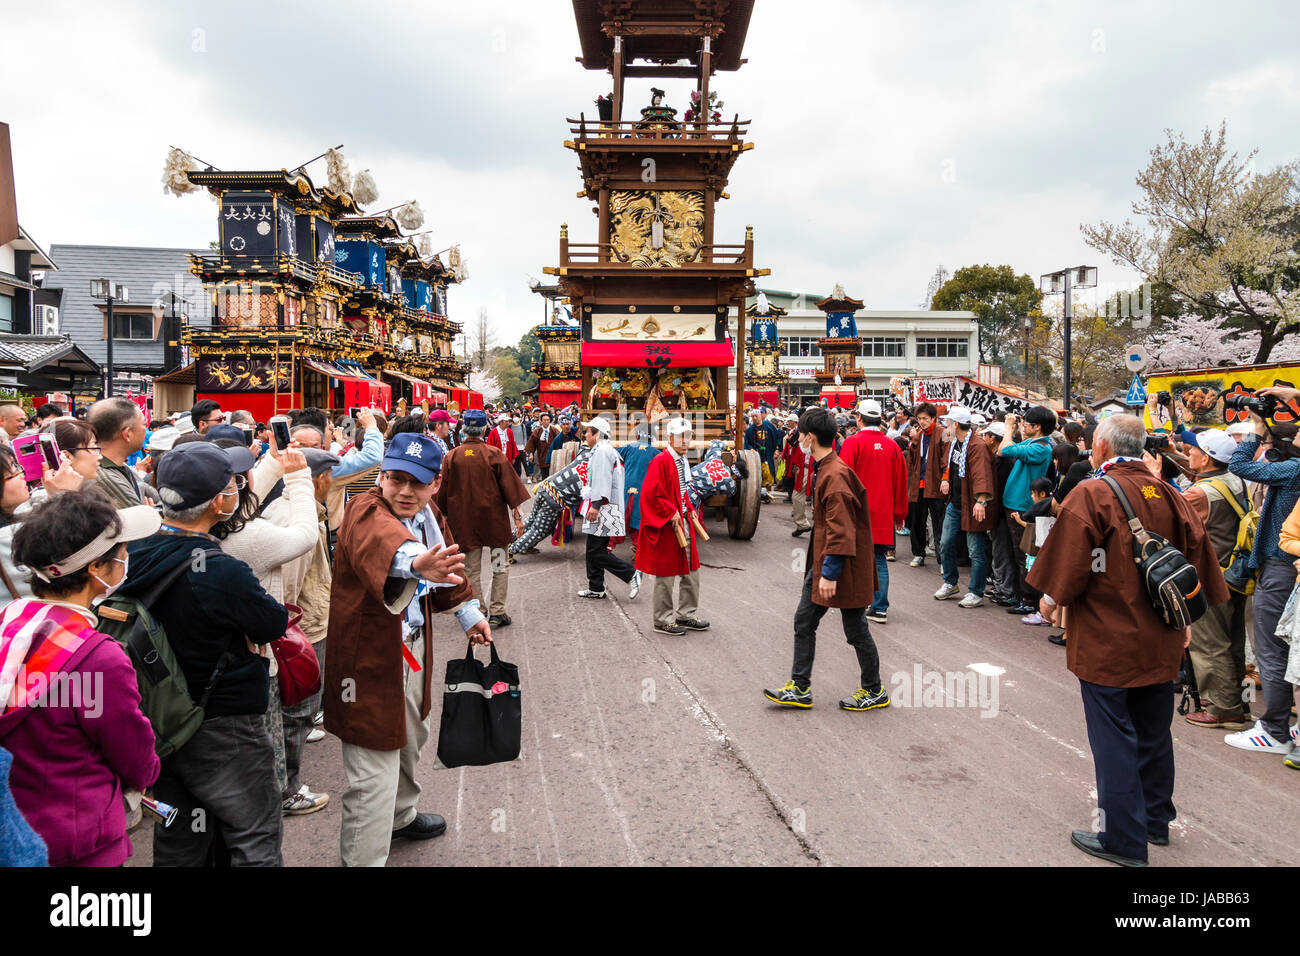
[763, 681, 812, 708]
[840, 685, 890, 711]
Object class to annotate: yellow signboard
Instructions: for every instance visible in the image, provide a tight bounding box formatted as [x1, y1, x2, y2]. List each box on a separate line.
[1142, 362, 1300, 431]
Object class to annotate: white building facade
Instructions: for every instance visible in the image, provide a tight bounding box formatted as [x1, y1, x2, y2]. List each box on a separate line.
[732, 289, 980, 404]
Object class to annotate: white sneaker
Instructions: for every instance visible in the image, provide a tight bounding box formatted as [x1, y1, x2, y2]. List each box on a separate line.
[926, 545, 936, 556]
[307, 727, 326, 743]
[934, 583, 961, 601]
[909, 556, 925, 568]
[283, 785, 329, 816]
[957, 592, 984, 608]
[629, 571, 642, 600]
[1224, 720, 1295, 754]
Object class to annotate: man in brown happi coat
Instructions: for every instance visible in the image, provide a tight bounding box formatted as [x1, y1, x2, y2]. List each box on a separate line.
[1026, 414, 1227, 867]
[904, 402, 947, 567]
[763, 407, 888, 712]
[525, 411, 560, 480]
[325, 434, 491, 867]
[434, 408, 531, 628]
[932, 405, 996, 607]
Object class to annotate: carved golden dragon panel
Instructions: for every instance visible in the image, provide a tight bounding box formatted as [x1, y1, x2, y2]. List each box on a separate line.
[608, 190, 705, 268]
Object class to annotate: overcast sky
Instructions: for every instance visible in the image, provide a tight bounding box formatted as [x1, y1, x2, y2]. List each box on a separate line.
[4, 0, 1298, 346]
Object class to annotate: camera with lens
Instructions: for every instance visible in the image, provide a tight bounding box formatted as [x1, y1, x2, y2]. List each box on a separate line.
[1156, 390, 1173, 408]
[1144, 432, 1171, 455]
[1224, 393, 1280, 420]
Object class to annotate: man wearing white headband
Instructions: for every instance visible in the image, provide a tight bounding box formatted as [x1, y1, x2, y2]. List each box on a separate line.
[634, 417, 708, 635]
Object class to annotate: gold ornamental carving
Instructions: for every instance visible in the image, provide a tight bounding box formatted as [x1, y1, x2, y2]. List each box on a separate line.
[608, 190, 704, 268]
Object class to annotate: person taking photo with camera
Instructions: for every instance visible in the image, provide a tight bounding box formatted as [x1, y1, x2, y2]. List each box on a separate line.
[1225, 387, 1300, 756]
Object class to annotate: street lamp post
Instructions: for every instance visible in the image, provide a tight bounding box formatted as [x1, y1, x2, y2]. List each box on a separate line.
[90, 278, 129, 397]
[1040, 266, 1096, 413]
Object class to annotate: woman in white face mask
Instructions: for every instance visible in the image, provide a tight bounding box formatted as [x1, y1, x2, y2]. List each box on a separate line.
[0, 491, 162, 866]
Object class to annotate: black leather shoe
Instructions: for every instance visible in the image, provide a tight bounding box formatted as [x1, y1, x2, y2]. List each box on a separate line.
[991, 595, 1018, 607]
[1148, 833, 1170, 846]
[1048, 633, 1066, 646]
[1070, 829, 1147, 867]
[676, 617, 711, 631]
[1006, 603, 1035, 615]
[791, 528, 808, 537]
[394, 813, 447, 840]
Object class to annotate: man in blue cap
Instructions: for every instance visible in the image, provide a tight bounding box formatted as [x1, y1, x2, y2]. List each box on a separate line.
[435, 408, 530, 628]
[325, 432, 491, 867]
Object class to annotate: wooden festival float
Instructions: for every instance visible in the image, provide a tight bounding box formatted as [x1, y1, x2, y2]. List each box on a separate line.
[815, 285, 865, 410]
[539, 0, 770, 539]
[158, 163, 474, 421]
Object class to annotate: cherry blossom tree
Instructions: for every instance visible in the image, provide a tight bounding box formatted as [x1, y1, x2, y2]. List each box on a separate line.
[1082, 123, 1300, 363]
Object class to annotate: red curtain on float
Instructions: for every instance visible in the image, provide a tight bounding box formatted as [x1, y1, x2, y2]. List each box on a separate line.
[743, 389, 780, 408]
[821, 391, 857, 410]
[195, 392, 294, 425]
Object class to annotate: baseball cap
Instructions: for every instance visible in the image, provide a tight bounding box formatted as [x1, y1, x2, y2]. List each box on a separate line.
[206, 423, 251, 446]
[857, 399, 883, 419]
[302, 448, 341, 478]
[942, 406, 973, 426]
[583, 416, 612, 436]
[982, 421, 1006, 438]
[1225, 421, 1254, 438]
[1188, 428, 1238, 464]
[155, 442, 238, 509]
[32, 505, 162, 582]
[429, 409, 455, 424]
[381, 433, 444, 484]
[665, 417, 693, 436]
[146, 426, 180, 452]
[462, 409, 488, 428]
[970, 412, 988, 427]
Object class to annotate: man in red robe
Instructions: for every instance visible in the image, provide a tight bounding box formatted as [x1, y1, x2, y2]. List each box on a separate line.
[486, 412, 520, 472]
[635, 417, 707, 635]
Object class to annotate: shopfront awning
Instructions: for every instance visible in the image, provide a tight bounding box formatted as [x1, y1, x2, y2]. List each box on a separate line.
[304, 359, 392, 414]
[581, 338, 735, 369]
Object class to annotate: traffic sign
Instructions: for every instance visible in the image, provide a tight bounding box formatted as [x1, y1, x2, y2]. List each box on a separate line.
[1124, 373, 1147, 406]
[1125, 346, 1149, 372]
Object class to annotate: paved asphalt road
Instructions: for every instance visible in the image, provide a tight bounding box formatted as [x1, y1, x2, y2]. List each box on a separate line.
[129, 495, 1298, 867]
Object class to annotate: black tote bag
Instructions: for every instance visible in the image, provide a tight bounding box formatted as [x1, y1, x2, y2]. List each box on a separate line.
[434, 641, 522, 768]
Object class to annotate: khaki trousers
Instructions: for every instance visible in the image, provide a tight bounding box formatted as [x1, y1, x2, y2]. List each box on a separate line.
[791, 490, 811, 531]
[339, 634, 430, 867]
[465, 546, 509, 617]
[653, 569, 700, 628]
[1188, 592, 1249, 718]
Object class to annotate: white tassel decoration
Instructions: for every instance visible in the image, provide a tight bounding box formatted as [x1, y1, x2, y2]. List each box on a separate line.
[396, 200, 425, 230]
[351, 169, 379, 206]
[417, 234, 433, 257]
[161, 147, 201, 197]
[325, 148, 350, 194]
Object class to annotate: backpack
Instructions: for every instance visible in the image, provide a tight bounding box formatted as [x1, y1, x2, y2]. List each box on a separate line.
[95, 549, 231, 759]
[1198, 476, 1257, 596]
[1101, 474, 1209, 630]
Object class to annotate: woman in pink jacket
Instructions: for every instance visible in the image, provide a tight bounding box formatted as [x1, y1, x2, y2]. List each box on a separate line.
[0, 491, 161, 866]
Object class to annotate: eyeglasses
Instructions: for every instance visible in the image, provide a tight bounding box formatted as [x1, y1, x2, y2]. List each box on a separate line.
[3, 470, 23, 482]
[69, 446, 103, 455]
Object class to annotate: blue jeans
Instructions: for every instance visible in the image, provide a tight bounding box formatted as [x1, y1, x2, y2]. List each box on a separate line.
[870, 544, 891, 614]
[940, 502, 987, 595]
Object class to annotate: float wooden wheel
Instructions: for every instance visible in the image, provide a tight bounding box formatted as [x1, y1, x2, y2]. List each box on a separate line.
[726, 448, 762, 539]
